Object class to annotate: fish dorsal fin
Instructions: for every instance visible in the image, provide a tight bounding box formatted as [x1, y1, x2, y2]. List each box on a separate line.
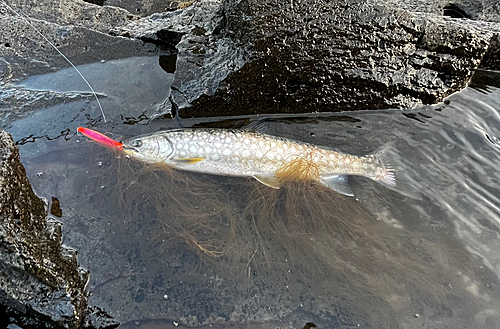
[171, 157, 205, 164]
[244, 120, 271, 134]
[253, 173, 280, 189]
[319, 174, 354, 196]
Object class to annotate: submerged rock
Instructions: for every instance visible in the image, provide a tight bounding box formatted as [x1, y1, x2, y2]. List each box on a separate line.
[0, 129, 88, 328]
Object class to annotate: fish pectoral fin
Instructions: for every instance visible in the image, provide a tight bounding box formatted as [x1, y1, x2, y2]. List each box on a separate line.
[319, 174, 354, 196]
[170, 157, 205, 164]
[253, 174, 281, 189]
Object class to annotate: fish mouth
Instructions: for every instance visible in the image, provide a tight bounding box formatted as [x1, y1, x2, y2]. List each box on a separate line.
[122, 147, 139, 155]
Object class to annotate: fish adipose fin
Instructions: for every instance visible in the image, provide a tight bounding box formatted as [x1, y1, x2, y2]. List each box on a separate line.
[319, 174, 355, 196]
[253, 174, 280, 189]
[171, 157, 205, 164]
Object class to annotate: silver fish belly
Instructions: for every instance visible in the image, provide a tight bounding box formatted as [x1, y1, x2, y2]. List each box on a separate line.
[122, 128, 395, 196]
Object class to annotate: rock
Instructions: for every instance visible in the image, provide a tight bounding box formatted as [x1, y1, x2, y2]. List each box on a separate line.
[95, 0, 176, 17]
[0, 0, 172, 123]
[81, 306, 119, 329]
[0, 1, 159, 80]
[182, 0, 497, 116]
[0, 129, 88, 328]
[3, 0, 500, 119]
[382, 0, 500, 22]
[111, 0, 500, 117]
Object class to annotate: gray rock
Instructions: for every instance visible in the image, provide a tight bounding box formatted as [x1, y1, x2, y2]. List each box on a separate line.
[99, 0, 176, 17]
[382, 0, 500, 22]
[0, 129, 88, 328]
[0, 0, 166, 123]
[110, 0, 500, 117]
[3, 0, 500, 119]
[181, 0, 498, 116]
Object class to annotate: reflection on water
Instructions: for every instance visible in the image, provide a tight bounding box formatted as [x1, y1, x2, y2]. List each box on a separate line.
[6, 66, 500, 328]
[1, 56, 174, 128]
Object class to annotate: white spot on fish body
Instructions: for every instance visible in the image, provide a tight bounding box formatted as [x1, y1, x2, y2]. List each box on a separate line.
[290, 146, 296, 153]
[214, 142, 222, 148]
[223, 149, 231, 156]
[205, 146, 213, 153]
[242, 150, 251, 157]
[212, 153, 221, 161]
[177, 143, 183, 150]
[244, 139, 250, 144]
[180, 151, 187, 157]
[256, 150, 263, 158]
[258, 141, 265, 148]
[283, 144, 288, 150]
[226, 137, 232, 143]
[267, 153, 275, 160]
[198, 140, 205, 146]
[251, 143, 257, 150]
[190, 145, 198, 153]
[271, 142, 277, 148]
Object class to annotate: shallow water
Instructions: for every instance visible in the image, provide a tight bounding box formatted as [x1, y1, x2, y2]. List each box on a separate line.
[4, 57, 500, 329]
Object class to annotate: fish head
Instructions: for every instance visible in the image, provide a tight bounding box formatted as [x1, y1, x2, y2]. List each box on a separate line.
[122, 133, 174, 163]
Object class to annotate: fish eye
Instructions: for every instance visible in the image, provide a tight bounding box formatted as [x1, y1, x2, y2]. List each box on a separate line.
[132, 139, 143, 148]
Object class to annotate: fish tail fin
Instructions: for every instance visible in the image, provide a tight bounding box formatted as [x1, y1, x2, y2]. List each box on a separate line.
[369, 146, 397, 187]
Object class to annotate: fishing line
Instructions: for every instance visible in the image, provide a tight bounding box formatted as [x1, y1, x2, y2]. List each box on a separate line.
[1, 0, 107, 122]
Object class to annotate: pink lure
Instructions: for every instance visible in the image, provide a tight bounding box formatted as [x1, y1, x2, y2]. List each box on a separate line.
[77, 127, 123, 150]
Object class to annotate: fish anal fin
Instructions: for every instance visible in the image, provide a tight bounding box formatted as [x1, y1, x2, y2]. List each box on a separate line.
[171, 157, 205, 164]
[253, 174, 281, 189]
[319, 174, 354, 196]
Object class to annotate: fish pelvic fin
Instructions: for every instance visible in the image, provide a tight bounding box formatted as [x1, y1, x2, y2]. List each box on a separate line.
[369, 146, 397, 187]
[319, 174, 355, 196]
[253, 173, 281, 189]
[171, 157, 206, 164]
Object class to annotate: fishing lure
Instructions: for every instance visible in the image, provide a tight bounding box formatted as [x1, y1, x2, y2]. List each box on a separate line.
[77, 127, 123, 150]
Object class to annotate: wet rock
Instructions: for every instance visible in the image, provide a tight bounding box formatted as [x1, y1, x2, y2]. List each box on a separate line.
[101, 0, 176, 17]
[112, 0, 247, 115]
[3, 0, 500, 118]
[82, 305, 119, 329]
[383, 0, 500, 22]
[183, 0, 497, 116]
[110, 0, 500, 117]
[0, 3, 157, 81]
[0, 0, 169, 123]
[0, 129, 88, 328]
[0, 0, 136, 34]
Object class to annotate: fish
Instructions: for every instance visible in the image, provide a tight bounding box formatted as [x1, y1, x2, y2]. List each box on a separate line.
[118, 128, 396, 196]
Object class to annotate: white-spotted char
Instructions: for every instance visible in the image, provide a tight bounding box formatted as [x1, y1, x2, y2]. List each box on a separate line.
[122, 128, 395, 196]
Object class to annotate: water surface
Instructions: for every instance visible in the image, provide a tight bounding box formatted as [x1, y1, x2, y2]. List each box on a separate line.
[5, 59, 500, 329]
